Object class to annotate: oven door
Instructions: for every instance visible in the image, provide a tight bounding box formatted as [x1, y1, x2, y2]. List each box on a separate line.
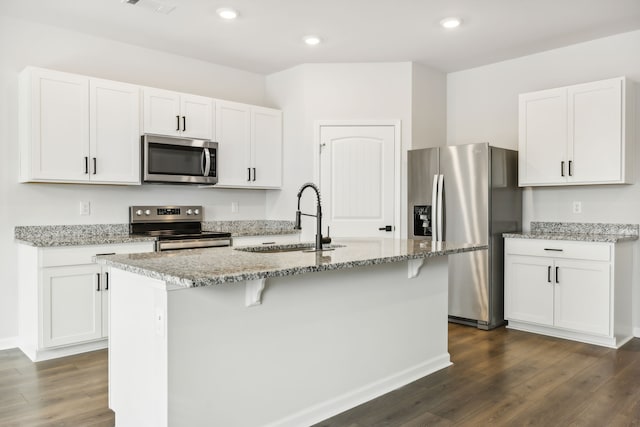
[143, 135, 217, 184]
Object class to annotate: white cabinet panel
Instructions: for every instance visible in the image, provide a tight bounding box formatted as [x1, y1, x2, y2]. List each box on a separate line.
[216, 101, 251, 186]
[215, 101, 282, 189]
[518, 77, 633, 187]
[143, 88, 213, 139]
[42, 265, 102, 348]
[21, 68, 89, 182]
[20, 67, 141, 185]
[518, 88, 567, 186]
[143, 88, 181, 137]
[90, 79, 141, 184]
[505, 255, 553, 326]
[554, 259, 610, 336]
[504, 238, 631, 348]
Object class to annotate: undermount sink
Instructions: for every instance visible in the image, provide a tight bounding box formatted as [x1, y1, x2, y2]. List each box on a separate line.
[235, 243, 344, 254]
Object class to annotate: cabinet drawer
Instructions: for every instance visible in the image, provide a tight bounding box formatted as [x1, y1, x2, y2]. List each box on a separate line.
[42, 242, 155, 267]
[232, 234, 300, 247]
[505, 238, 610, 262]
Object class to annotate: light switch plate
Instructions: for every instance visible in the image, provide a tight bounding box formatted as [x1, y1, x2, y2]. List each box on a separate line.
[572, 201, 582, 214]
[231, 202, 239, 213]
[80, 200, 91, 216]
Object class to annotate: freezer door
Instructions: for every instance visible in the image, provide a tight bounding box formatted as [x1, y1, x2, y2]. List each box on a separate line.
[407, 148, 439, 239]
[440, 143, 490, 324]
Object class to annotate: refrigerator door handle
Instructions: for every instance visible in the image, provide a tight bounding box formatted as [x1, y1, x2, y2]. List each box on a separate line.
[431, 174, 439, 241]
[437, 174, 444, 242]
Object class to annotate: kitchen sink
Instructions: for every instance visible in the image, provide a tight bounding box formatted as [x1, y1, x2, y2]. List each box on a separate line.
[235, 243, 344, 254]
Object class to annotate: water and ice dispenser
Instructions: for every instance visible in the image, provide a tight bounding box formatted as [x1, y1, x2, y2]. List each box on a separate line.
[413, 205, 432, 237]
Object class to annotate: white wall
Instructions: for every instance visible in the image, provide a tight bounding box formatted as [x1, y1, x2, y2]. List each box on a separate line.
[446, 29, 640, 331]
[411, 63, 447, 150]
[0, 15, 271, 345]
[265, 62, 446, 240]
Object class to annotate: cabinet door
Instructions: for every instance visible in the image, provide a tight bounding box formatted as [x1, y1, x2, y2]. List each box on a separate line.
[216, 100, 251, 186]
[518, 88, 567, 186]
[143, 88, 180, 136]
[28, 68, 90, 181]
[90, 79, 141, 184]
[568, 78, 623, 184]
[251, 107, 282, 188]
[505, 255, 554, 326]
[42, 265, 102, 348]
[554, 259, 610, 336]
[180, 94, 213, 139]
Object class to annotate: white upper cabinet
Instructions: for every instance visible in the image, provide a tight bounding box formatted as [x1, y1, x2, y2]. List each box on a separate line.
[518, 77, 634, 186]
[143, 87, 213, 140]
[216, 100, 282, 189]
[90, 78, 140, 184]
[19, 67, 141, 185]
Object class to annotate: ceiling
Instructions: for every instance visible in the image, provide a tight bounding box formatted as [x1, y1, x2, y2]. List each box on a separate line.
[2, 0, 640, 75]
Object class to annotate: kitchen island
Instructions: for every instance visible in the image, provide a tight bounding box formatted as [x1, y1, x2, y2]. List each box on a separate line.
[96, 238, 485, 427]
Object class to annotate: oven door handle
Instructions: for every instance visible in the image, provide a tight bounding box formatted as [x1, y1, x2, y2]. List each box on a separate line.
[202, 148, 211, 177]
[157, 238, 231, 251]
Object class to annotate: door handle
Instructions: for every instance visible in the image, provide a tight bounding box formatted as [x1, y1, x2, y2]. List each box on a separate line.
[92, 157, 97, 175]
[203, 148, 211, 177]
[555, 266, 559, 284]
[561, 161, 565, 177]
[96, 273, 101, 291]
[568, 160, 573, 177]
[431, 175, 439, 241]
[436, 174, 444, 242]
[182, 116, 186, 132]
[378, 225, 393, 232]
[247, 167, 251, 182]
[84, 156, 89, 174]
[105, 272, 109, 291]
[547, 266, 551, 283]
[252, 167, 256, 181]
[176, 115, 180, 131]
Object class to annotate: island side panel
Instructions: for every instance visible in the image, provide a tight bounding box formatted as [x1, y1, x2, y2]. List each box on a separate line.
[109, 269, 168, 427]
[167, 257, 449, 427]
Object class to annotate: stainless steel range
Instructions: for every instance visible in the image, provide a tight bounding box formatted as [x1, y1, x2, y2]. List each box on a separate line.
[129, 205, 231, 251]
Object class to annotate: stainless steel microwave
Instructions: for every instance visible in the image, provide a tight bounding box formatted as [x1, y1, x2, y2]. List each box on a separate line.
[142, 134, 217, 185]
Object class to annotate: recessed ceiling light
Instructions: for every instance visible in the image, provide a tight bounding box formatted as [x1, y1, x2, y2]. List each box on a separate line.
[303, 35, 322, 46]
[217, 7, 238, 20]
[440, 17, 462, 29]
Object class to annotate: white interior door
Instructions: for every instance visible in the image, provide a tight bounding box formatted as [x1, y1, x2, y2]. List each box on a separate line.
[319, 125, 396, 238]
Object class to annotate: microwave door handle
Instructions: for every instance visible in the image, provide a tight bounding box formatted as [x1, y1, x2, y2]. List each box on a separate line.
[203, 148, 211, 177]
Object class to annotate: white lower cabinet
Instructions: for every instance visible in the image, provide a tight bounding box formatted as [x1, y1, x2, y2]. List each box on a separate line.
[504, 238, 633, 348]
[18, 241, 154, 361]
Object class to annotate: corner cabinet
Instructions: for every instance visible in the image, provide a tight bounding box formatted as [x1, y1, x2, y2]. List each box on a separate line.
[17, 241, 155, 361]
[518, 77, 635, 186]
[215, 100, 282, 189]
[19, 67, 141, 185]
[504, 238, 633, 348]
[142, 87, 213, 140]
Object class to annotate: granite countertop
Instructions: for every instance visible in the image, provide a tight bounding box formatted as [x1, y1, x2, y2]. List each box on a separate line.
[94, 238, 487, 290]
[503, 221, 639, 243]
[15, 220, 298, 247]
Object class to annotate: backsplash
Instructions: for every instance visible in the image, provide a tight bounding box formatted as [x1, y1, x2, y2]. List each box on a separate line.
[530, 222, 639, 236]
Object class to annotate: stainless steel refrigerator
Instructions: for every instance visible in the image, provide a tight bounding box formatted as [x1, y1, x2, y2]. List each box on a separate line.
[408, 143, 522, 330]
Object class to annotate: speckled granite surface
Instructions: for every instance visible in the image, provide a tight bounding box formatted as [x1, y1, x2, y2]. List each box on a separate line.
[14, 224, 156, 247]
[203, 220, 298, 236]
[95, 238, 487, 289]
[15, 220, 298, 247]
[503, 222, 639, 243]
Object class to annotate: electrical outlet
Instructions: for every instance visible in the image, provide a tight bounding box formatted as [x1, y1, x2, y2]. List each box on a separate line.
[572, 201, 582, 214]
[80, 200, 91, 216]
[231, 202, 239, 213]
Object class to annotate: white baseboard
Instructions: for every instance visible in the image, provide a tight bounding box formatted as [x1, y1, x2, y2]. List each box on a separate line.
[0, 336, 19, 351]
[265, 353, 452, 427]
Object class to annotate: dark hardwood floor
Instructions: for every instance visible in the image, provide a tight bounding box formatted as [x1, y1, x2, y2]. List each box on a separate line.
[2, 324, 640, 426]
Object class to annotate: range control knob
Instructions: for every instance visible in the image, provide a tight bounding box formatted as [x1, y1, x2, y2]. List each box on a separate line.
[194, 209, 200, 215]
[144, 209, 151, 216]
[186, 209, 193, 215]
[135, 209, 143, 216]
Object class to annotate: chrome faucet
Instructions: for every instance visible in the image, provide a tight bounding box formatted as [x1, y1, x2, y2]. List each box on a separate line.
[294, 182, 331, 251]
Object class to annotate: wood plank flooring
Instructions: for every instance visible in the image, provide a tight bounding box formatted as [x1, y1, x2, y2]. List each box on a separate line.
[1, 324, 639, 426]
